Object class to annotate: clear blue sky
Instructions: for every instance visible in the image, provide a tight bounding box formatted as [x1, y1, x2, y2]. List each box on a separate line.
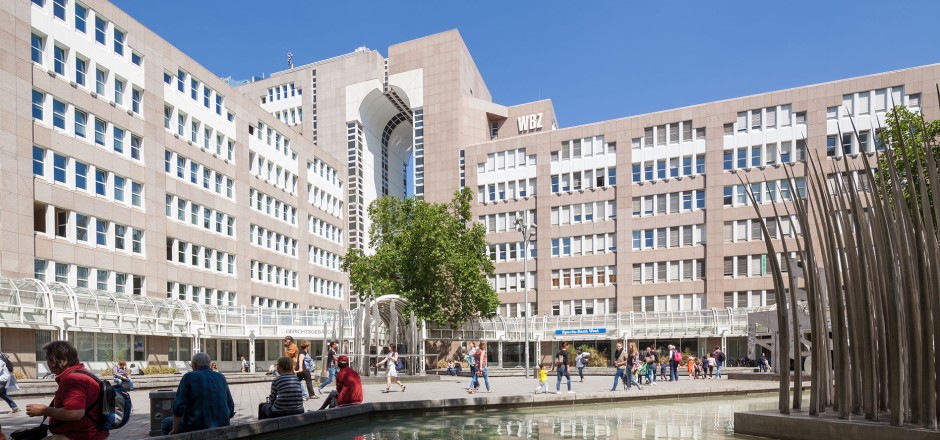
[113, 0, 940, 128]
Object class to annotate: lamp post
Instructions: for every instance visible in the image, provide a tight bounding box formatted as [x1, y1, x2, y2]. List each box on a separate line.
[514, 216, 536, 378]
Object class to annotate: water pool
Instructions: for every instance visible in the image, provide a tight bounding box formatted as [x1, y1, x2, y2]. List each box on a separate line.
[318, 394, 784, 439]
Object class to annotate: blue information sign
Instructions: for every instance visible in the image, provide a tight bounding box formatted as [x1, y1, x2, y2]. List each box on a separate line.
[555, 328, 606, 336]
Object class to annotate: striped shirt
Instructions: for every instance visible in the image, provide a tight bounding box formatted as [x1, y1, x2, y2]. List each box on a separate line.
[269, 373, 304, 414]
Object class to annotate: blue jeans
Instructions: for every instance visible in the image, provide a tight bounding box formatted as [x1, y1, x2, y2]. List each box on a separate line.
[469, 365, 478, 389]
[610, 368, 625, 391]
[556, 365, 571, 391]
[670, 361, 679, 381]
[716, 363, 722, 378]
[319, 367, 337, 389]
[478, 367, 490, 391]
[161, 417, 174, 435]
[0, 387, 16, 409]
[114, 377, 134, 390]
[646, 365, 655, 384]
[577, 366, 584, 381]
[626, 370, 641, 389]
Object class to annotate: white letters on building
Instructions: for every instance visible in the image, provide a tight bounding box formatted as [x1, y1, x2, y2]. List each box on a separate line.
[517, 113, 543, 133]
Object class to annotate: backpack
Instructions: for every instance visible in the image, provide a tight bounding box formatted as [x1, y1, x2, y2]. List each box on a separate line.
[555, 354, 564, 366]
[73, 369, 132, 430]
[717, 351, 726, 363]
[303, 355, 314, 372]
[672, 350, 682, 363]
[0, 353, 13, 373]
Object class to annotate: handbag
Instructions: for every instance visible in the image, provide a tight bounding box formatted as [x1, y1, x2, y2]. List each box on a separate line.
[11, 418, 48, 440]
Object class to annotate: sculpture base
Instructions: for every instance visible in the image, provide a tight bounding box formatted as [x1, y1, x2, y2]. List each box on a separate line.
[734, 409, 940, 440]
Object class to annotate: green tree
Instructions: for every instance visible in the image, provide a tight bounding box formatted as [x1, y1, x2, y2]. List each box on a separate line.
[341, 187, 499, 325]
[875, 105, 940, 213]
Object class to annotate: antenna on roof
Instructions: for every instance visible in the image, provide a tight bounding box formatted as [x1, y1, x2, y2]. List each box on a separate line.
[287, 52, 294, 69]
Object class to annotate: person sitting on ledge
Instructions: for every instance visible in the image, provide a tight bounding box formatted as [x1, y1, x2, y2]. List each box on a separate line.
[161, 352, 235, 435]
[258, 356, 305, 419]
[318, 355, 362, 410]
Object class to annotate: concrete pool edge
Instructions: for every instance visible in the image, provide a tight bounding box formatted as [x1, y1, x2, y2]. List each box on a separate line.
[734, 410, 940, 440]
[150, 386, 801, 439]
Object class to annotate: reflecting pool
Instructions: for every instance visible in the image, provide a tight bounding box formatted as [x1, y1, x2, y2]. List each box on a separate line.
[322, 393, 786, 439]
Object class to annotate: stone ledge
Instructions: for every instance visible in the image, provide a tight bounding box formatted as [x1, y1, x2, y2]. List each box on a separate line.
[734, 409, 940, 440]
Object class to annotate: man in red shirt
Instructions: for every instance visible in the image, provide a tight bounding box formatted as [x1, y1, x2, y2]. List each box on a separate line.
[318, 355, 362, 409]
[26, 340, 107, 440]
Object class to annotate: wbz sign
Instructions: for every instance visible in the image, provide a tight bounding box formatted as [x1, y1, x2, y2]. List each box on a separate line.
[517, 113, 544, 133]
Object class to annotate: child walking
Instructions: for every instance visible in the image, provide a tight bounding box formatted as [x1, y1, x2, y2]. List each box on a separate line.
[534, 364, 549, 394]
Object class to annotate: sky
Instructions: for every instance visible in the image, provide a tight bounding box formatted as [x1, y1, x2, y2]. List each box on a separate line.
[112, 0, 940, 128]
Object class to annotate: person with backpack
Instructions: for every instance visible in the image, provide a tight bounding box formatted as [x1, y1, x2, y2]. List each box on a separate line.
[668, 345, 681, 382]
[295, 342, 316, 400]
[610, 342, 627, 392]
[375, 344, 405, 393]
[318, 341, 338, 393]
[25, 340, 109, 439]
[644, 346, 657, 386]
[553, 342, 573, 394]
[712, 346, 726, 378]
[465, 342, 479, 391]
[160, 352, 235, 435]
[469, 341, 490, 394]
[0, 352, 19, 413]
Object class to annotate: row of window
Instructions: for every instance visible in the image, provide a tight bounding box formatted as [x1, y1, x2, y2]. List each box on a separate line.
[486, 242, 536, 263]
[33, 147, 143, 208]
[825, 131, 884, 157]
[274, 107, 303, 127]
[631, 190, 704, 217]
[308, 216, 344, 245]
[488, 272, 536, 293]
[551, 233, 616, 257]
[632, 121, 704, 149]
[250, 260, 298, 289]
[251, 121, 296, 162]
[826, 171, 874, 195]
[307, 186, 344, 219]
[35, 258, 144, 295]
[249, 225, 298, 258]
[250, 151, 298, 195]
[32, 0, 140, 63]
[550, 266, 618, 289]
[632, 294, 707, 313]
[309, 246, 342, 271]
[31, 32, 142, 114]
[262, 82, 301, 104]
[165, 194, 236, 237]
[550, 136, 614, 161]
[479, 210, 536, 234]
[722, 252, 798, 278]
[163, 105, 235, 162]
[496, 302, 537, 318]
[723, 140, 806, 171]
[551, 167, 617, 193]
[165, 150, 235, 200]
[308, 159, 343, 189]
[831, 87, 907, 118]
[632, 155, 703, 183]
[728, 105, 802, 133]
[723, 290, 775, 309]
[32, 91, 143, 162]
[551, 299, 615, 317]
[164, 69, 228, 118]
[723, 216, 801, 243]
[631, 225, 704, 251]
[722, 178, 807, 207]
[166, 238, 235, 276]
[36, 204, 143, 255]
[550, 200, 617, 225]
[632, 260, 705, 284]
[251, 296, 298, 310]
[478, 178, 537, 203]
[166, 281, 236, 306]
[309, 276, 344, 299]
[249, 188, 298, 226]
[478, 148, 536, 174]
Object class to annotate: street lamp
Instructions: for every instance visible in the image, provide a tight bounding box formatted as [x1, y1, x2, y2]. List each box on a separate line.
[514, 215, 536, 378]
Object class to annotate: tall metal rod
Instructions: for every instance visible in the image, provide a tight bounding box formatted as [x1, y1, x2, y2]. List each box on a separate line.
[515, 216, 536, 378]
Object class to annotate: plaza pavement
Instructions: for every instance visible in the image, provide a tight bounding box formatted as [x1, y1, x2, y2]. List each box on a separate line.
[0, 372, 784, 439]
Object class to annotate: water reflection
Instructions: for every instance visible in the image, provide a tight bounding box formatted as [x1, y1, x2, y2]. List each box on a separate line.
[324, 394, 781, 439]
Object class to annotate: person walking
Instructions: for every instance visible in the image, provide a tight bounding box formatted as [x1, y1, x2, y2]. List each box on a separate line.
[319, 341, 338, 393]
[625, 342, 643, 390]
[469, 341, 491, 394]
[668, 345, 681, 382]
[610, 342, 627, 392]
[534, 364, 549, 394]
[707, 353, 716, 378]
[241, 356, 250, 373]
[283, 336, 299, 372]
[0, 355, 18, 413]
[644, 346, 657, 386]
[575, 349, 588, 383]
[375, 344, 406, 393]
[759, 352, 769, 372]
[554, 342, 573, 394]
[712, 345, 725, 378]
[296, 342, 316, 400]
[466, 342, 479, 391]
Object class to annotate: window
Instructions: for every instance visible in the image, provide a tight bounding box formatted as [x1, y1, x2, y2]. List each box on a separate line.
[75, 213, 88, 241]
[751, 145, 761, 167]
[113, 28, 125, 56]
[131, 52, 142, 66]
[52, 99, 66, 129]
[97, 270, 108, 290]
[858, 131, 870, 153]
[203, 87, 210, 108]
[131, 182, 142, 207]
[130, 135, 141, 160]
[94, 17, 106, 45]
[114, 224, 126, 250]
[695, 154, 705, 174]
[114, 78, 124, 105]
[113, 126, 124, 153]
[132, 229, 142, 253]
[190, 78, 198, 100]
[96, 219, 107, 245]
[31, 90, 43, 120]
[113, 175, 125, 202]
[842, 133, 853, 155]
[53, 153, 67, 183]
[131, 88, 141, 114]
[72, 108, 87, 138]
[53, 46, 66, 75]
[75, 56, 86, 86]
[95, 68, 106, 95]
[75, 3, 87, 32]
[95, 169, 107, 196]
[92, 117, 104, 145]
[53, 0, 67, 18]
[177, 69, 185, 92]
[74, 161, 87, 190]
[31, 33, 43, 64]
[723, 150, 733, 171]
[32, 146, 44, 176]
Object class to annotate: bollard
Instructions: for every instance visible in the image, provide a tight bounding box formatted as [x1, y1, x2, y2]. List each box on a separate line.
[149, 389, 177, 436]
